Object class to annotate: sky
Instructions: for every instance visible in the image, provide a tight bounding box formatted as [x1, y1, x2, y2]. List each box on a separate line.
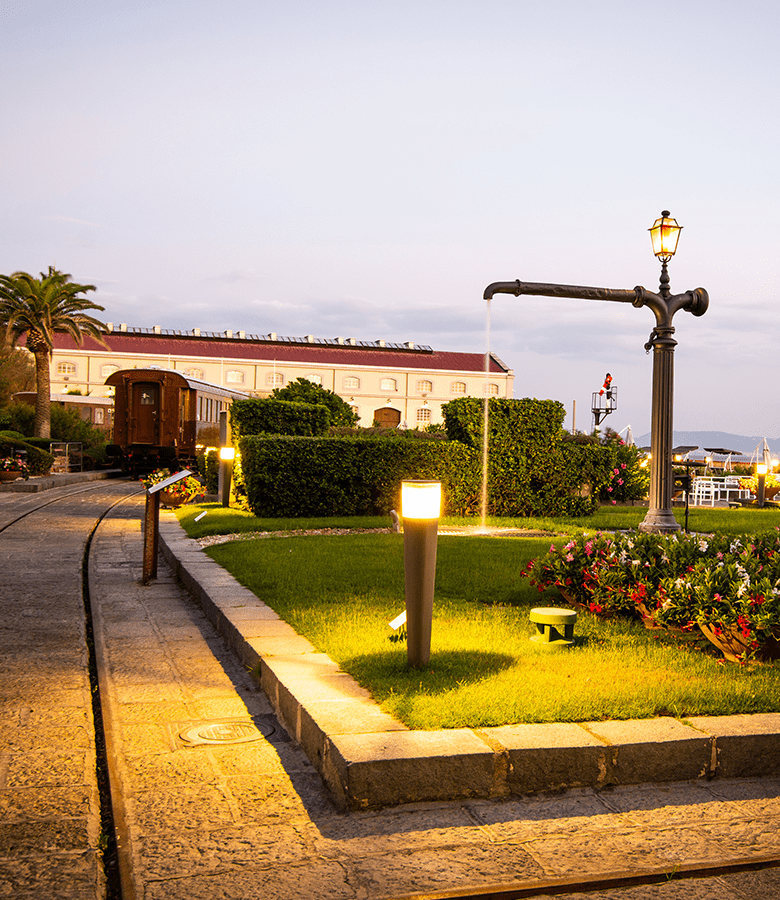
[2, 0, 779, 439]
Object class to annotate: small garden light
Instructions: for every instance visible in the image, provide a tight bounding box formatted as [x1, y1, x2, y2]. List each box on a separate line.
[401, 480, 441, 667]
[757, 462, 768, 508]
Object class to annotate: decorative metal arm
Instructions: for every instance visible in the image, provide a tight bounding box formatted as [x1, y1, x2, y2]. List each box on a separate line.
[483, 280, 709, 331]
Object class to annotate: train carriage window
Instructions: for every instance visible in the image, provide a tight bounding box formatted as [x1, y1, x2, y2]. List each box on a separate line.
[94, 408, 104, 425]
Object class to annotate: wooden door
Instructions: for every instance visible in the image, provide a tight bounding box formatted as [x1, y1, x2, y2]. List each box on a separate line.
[374, 407, 401, 427]
[132, 383, 159, 444]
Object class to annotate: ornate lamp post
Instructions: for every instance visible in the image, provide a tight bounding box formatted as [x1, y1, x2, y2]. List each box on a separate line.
[484, 211, 709, 534]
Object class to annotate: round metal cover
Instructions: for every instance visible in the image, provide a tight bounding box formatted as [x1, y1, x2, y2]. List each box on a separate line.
[179, 720, 272, 746]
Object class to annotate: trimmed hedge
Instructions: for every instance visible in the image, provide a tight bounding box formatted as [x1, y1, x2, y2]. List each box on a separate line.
[230, 397, 330, 438]
[0, 431, 54, 476]
[240, 435, 480, 517]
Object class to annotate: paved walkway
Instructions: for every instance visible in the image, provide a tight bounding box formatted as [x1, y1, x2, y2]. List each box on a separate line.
[2, 481, 780, 898]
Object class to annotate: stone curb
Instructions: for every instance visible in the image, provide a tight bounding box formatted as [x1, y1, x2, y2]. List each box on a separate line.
[157, 513, 780, 810]
[0, 469, 122, 492]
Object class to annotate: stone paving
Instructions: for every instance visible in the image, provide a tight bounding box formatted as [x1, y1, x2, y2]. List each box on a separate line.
[2, 480, 780, 898]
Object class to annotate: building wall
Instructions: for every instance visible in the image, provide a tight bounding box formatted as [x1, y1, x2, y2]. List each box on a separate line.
[48, 329, 514, 428]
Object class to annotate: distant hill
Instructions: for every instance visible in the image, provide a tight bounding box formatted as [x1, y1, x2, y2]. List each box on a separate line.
[633, 431, 779, 456]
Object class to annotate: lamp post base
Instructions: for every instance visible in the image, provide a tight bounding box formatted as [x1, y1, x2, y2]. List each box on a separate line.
[638, 508, 681, 534]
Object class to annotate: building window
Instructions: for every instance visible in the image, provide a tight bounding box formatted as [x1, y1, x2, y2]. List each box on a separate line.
[266, 372, 284, 387]
[416, 408, 431, 425]
[306, 374, 322, 385]
[226, 370, 245, 384]
[416, 379, 433, 393]
[380, 377, 397, 391]
[451, 381, 466, 394]
[185, 368, 204, 380]
[57, 361, 76, 375]
[485, 383, 499, 395]
[343, 375, 360, 390]
[101, 364, 119, 377]
[94, 408, 105, 425]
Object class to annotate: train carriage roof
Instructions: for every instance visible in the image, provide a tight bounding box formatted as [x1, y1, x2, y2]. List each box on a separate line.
[104, 367, 249, 400]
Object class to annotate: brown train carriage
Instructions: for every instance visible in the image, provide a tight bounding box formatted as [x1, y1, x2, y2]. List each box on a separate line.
[105, 367, 247, 473]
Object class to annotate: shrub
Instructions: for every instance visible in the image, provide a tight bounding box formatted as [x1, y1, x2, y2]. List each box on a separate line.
[0, 431, 53, 475]
[230, 397, 330, 439]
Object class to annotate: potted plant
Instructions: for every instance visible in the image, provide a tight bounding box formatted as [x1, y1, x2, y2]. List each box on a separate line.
[0, 455, 31, 482]
[140, 468, 203, 508]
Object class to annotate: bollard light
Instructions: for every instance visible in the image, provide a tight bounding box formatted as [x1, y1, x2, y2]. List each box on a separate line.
[757, 463, 768, 508]
[401, 480, 441, 667]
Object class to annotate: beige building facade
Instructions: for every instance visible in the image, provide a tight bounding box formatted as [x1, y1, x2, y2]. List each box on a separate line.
[48, 325, 514, 428]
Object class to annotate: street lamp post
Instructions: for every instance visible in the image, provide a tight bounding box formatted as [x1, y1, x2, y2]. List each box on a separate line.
[484, 211, 709, 534]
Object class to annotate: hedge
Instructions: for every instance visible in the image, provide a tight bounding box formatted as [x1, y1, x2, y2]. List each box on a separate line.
[239, 435, 480, 517]
[0, 431, 54, 476]
[230, 397, 330, 439]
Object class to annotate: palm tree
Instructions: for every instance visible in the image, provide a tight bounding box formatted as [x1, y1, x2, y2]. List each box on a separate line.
[0, 267, 106, 438]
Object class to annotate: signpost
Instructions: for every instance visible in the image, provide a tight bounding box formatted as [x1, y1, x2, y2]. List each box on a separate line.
[142, 469, 193, 585]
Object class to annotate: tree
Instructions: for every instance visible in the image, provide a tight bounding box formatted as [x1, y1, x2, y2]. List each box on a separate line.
[0, 267, 105, 438]
[0, 346, 36, 407]
[271, 377, 359, 427]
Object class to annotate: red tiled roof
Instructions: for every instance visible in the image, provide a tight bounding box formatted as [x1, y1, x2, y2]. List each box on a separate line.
[51, 331, 509, 374]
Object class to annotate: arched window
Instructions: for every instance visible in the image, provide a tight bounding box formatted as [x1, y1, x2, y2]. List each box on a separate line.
[306, 374, 322, 385]
[416, 408, 431, 424]
[185, 368, 204, 380]
[57, 361, 76, 375]
[266, 372, 284, 387]
[484, 383, 499, 395]
[101, 364, 119, 377]
[451, 381, 466, 394]
[380, 377, 397, 391]
[343, 375, 360, 390]
[416, 379, 433, 393]
[226, 370, 245, 384]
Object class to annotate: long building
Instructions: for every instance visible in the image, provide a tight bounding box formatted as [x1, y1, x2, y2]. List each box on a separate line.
[49, 325, 514, 428]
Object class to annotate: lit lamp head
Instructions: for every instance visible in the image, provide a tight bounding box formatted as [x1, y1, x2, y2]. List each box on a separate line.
[401, 480, 441, 520]
[757, 463, 769, 476]
[219, 447, 235, 461]
[649, 210, 682, 262]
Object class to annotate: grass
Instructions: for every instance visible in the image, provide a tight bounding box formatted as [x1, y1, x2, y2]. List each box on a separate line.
[188, 516, 780, 730]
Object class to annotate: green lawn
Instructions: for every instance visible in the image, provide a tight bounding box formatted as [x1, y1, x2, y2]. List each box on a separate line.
[181, 509, 780, 729]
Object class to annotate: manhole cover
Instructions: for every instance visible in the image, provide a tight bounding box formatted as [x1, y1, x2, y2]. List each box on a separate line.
[178, 720, 272, 746]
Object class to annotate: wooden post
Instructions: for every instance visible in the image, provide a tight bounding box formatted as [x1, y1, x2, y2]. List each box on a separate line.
[142, 489, 160, 584]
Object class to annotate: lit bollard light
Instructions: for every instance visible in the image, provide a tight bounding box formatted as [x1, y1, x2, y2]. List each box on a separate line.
[401, 480, 441, 668]
[219, 446, 235, 508]
[757, 463, 768, 508]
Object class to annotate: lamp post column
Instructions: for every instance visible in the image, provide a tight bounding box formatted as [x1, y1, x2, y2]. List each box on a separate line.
[640, 324, 680, 533]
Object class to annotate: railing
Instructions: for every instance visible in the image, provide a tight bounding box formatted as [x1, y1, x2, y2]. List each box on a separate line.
[50, 442, 83, 474]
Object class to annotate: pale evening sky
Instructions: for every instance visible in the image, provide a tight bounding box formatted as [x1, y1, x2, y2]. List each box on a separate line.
[1, 0, 778, 439]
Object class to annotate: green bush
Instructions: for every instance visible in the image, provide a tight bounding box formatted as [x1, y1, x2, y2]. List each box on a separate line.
[0, 432, 53, 475]
[0, 400, 35, 435]
[230, 397, 330, 439]
[239, 434, 479, 517]
[196, 449, 220, 494]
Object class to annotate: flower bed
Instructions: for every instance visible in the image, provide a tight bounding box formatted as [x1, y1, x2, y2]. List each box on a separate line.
[0, 455, 30, 481]
[523, 528, 780, 663]
[139, 468, 203, 507]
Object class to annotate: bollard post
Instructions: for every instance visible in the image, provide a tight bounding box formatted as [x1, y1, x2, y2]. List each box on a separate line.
[142, 489, 160, 584]
[401, 481, 441, 668]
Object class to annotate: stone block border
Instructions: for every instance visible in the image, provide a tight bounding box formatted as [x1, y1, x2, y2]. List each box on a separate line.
[158, 513, 780, 810]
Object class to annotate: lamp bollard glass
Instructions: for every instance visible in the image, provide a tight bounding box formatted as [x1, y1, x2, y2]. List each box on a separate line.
[219, 446, 235, 507]
[401, 480, 441, 668]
